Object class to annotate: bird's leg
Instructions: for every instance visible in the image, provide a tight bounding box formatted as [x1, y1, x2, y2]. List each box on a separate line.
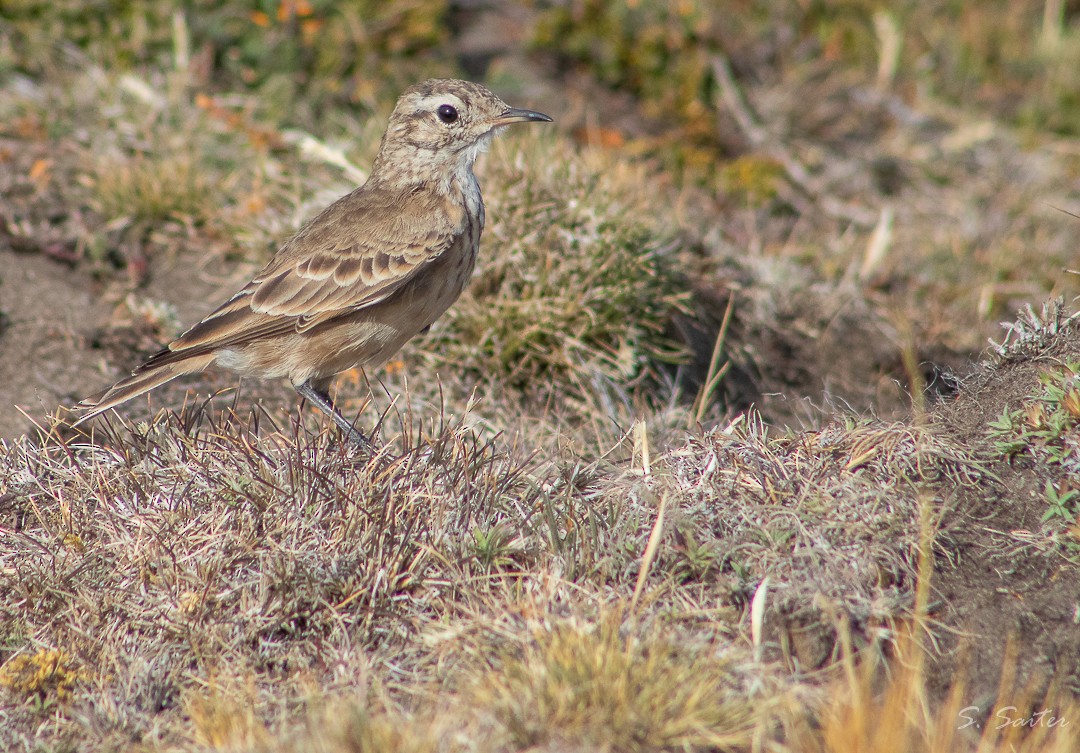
[295, 381, 373, 450]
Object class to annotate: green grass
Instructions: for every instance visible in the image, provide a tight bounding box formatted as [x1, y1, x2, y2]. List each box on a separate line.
[987, 361, 1080, 464]
[425, 138, 692, 414]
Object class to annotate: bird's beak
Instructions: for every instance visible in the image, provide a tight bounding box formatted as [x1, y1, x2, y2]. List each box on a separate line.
[494, 107, 553, 126]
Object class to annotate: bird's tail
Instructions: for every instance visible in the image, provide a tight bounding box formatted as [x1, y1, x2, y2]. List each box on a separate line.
[72, 353, 216, 427]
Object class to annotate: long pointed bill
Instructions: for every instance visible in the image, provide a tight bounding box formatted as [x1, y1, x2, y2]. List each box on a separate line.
[494, 107, 553, 126]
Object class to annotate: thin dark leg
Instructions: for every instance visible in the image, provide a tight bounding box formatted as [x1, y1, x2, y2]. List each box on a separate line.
[295, 381, 373, 450]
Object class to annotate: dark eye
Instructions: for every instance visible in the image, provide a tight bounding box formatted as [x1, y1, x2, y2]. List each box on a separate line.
[436, 104, 458, 124]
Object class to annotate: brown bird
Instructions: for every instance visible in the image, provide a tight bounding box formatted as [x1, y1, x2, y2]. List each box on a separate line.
[74, 79, 552, 447]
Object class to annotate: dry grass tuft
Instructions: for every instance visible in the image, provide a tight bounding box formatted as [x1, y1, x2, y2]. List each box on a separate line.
[187, 688, 273, 751]
[253, 702, 459, 753]
[471, 611, 756, 752]
[780, 627, 1080, 753]
[659, 415, 987, 629]
[87, 151, 215, 224]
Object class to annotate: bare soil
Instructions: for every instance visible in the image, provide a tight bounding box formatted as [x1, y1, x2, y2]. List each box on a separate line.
[931, 335, 1080, 702]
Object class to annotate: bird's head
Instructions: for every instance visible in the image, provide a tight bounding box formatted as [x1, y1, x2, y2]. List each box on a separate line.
[371, 79, 552, 192]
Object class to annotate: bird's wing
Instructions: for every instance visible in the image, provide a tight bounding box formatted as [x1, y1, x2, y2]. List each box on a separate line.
[155, 188, 465, 361]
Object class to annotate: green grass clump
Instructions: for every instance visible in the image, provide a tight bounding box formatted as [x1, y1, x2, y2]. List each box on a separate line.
[428, 145, 691, 410]
[988, 362, 1080, 467]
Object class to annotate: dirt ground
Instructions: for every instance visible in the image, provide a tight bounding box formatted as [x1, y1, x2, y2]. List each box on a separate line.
[0, 249, 107, 436]
[930, 331, 1080, 703]
[0, 239, 250, 439]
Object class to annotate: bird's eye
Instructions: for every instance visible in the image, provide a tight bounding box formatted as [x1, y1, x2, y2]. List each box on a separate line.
[436, 104, 458, 124]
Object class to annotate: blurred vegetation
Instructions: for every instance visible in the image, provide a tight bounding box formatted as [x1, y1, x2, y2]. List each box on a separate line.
[530, 0, 1080, 180]
[532, 0, 728, 176]
[0, 0, 455, 123]
[4, 0, 1080, 166]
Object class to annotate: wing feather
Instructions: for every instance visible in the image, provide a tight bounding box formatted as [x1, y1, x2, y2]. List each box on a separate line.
[160, 186, 462, 356]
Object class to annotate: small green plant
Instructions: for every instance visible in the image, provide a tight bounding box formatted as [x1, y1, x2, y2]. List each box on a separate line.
[988, 361, 1080, 526]
[987, 361, 1080, 465]
[987, 407, 1028, 456]
[671, 527, 719, 582]
[1042, 480, 1078, 523]
[471, 521, 525, 569]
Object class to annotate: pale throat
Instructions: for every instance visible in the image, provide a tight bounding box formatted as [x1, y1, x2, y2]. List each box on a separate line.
[436, 135, 491, 198]
[374, 131, 492, 198]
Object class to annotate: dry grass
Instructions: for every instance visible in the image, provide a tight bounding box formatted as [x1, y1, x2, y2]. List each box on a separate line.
[0, 387, 1060, 752]
[469, 611, 757, 752]
[1, 405, 536, 749]
[88, 151, 214, 225]
[772, 626, 1080, 753]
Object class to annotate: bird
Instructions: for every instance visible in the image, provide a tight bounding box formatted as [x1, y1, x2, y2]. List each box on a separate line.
[74, 79, 552, 447]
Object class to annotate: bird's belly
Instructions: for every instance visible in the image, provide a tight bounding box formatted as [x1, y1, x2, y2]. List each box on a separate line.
[215, 319, 409, 384]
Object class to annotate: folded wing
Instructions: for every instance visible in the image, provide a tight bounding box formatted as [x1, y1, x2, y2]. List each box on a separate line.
[149, 189, 461, 366]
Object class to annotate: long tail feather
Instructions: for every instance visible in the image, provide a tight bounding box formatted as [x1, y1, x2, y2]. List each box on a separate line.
[72, 354, 216, 426]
